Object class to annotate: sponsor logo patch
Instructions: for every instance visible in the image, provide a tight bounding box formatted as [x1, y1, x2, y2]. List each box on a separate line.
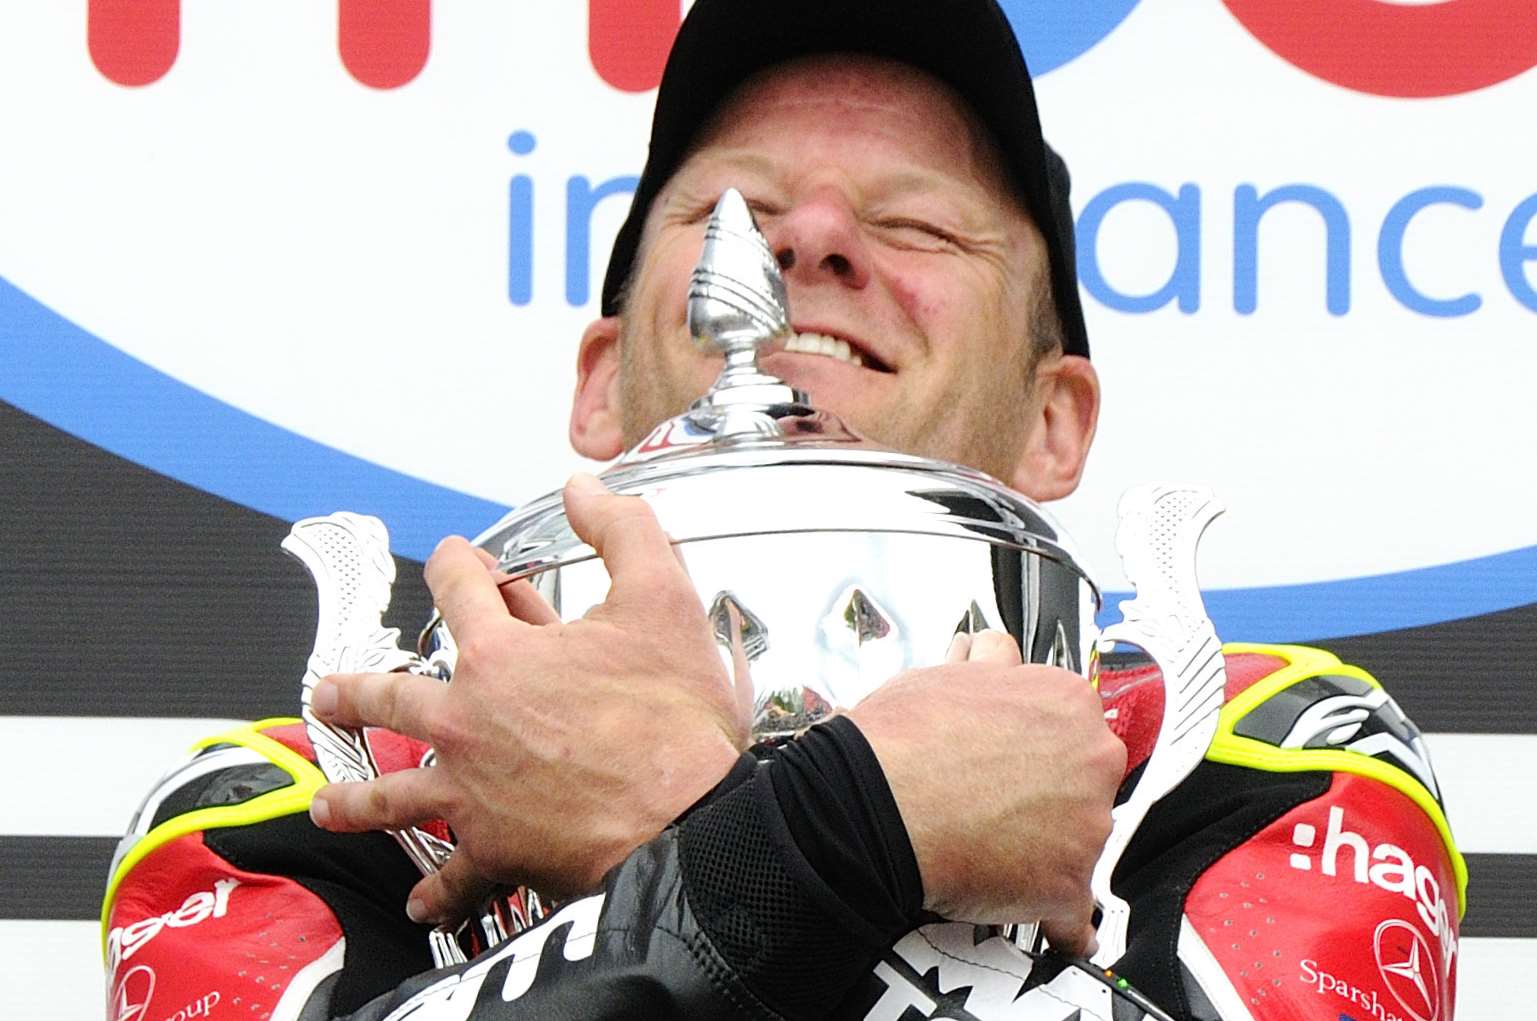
[1300, 956, 1409, 1021]
[108, 964, 155, 1021]
[161, 990, 221, 1021]
[859, 923, 1168, 1020]
[107, 878, 239, 976]
[377, 895, 604, 1019]
[1296, 917, 1443, 1021]
[1286, 806, 1456, 972]
[1375, 918, 1441, 1021]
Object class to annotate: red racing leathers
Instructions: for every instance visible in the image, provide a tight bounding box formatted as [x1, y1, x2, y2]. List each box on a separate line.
[102, 642, 1465, 1021]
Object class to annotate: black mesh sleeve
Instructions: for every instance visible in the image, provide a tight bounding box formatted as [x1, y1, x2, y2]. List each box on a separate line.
[676, 716, 923, 1020]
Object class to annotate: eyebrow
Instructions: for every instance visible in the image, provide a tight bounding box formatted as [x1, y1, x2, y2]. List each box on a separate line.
[686, 147, 996, 207]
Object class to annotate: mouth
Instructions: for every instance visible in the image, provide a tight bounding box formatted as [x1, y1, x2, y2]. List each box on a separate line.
[777, 329, 893, 373]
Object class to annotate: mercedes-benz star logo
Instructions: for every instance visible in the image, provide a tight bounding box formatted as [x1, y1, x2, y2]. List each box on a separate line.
[110, 964, 156, 1021]
[1374, 918, 1440, 1021]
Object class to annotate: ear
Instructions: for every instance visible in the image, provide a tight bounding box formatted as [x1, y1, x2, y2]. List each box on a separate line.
[569, 316, 626, 461]
[1006, 354, 1099, 502]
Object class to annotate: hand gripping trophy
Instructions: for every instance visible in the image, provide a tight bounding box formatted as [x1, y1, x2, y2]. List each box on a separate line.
[282, 190, 1225, 1010]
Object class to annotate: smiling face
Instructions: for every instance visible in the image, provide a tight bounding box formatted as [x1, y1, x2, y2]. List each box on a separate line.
[570, 54, 1099, 500]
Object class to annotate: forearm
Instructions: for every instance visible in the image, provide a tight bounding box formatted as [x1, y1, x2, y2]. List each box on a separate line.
[336, 834, 774, 1021]
[342, 717, 924, 1021]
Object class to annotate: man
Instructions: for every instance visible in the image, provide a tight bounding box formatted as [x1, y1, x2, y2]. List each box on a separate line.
[102, 2, 1464, 1019]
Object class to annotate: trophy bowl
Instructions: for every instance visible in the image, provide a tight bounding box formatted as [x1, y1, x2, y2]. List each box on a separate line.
[459, 439, 1100, 743]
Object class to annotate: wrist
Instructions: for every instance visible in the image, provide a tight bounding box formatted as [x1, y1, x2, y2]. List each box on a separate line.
[846, 699, 960, 917]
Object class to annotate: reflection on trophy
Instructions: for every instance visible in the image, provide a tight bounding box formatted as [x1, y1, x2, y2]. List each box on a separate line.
[286, 187, 1225, 969]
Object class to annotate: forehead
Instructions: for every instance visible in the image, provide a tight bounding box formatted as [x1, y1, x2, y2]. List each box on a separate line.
[718, 53, 978, 123]
[680, 53, 1015, 202]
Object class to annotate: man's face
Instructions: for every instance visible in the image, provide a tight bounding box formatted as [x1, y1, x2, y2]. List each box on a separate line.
[574, 55, 1094, 498]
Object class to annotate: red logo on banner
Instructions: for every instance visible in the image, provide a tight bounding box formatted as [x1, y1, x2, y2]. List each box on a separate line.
[1223, 0, 1537, 97]
[87, 0, 178, 87]
[337, 0, 431, 89]
[588, 0, 680, 93]
[85, 0, 1537, 97]
[87, 0, 431, 89]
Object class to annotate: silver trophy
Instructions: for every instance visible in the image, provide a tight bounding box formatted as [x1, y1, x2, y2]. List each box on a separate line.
[288, 188, 1226, 969]
[457, 189, 1102, 744]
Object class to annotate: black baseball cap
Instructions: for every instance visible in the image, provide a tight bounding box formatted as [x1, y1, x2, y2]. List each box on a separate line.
[599, 0, 1090, 359]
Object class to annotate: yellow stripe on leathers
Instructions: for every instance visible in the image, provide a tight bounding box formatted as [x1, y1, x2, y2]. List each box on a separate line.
[99, 717, 324, 960]
[1208, 643, 1467, 916]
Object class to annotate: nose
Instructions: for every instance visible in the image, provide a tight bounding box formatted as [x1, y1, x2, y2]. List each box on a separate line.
[769, 188, 871, 290]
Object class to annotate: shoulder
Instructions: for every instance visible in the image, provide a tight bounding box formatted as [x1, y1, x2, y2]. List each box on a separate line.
[105, 717, 327, 928]
[1102, 643, 1467, 1019]
[1101, 641, 1456, 863]
[102, 718, 334, 1016]
[105, 718, 437, 918]
[1207, 642, 1458, 878]
[103, 719, 438, 1017]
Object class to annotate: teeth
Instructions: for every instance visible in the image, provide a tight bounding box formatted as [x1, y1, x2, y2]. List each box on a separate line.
[783, 331, 865, 367]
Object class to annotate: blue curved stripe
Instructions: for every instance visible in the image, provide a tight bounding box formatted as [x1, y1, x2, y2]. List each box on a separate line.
[2, 274, 1533, 638]
[0, 274, 505, 561]
[1101, 541, 1537, 642]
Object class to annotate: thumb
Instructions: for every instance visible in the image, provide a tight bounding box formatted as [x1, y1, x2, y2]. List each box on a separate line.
[967, 629, 1023, 664]
[563, 473, 681, 599]
[1039, 906, 1099, 959]
[407, 852, 501, 926]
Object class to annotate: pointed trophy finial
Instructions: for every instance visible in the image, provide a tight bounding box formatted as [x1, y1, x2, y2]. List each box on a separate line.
[684, 189, 807, 422]
[618, 185, 837, 457]
[688, 187, 790, 356]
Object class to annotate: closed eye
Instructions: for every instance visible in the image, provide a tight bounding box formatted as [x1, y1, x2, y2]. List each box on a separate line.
[683, 194, 782, 225]
[745, 198, 783, 221]
[876, 218, 958, 248]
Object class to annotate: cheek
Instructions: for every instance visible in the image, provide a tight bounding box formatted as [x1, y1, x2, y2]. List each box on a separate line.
[880, 257, 959, 331]
[645, 275, 691, 336]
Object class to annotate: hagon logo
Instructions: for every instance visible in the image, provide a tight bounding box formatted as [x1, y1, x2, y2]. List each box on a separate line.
[1287, 806, 1458, 973]
[1224, 0, 1537, 97]
[87, 0, 431, 88]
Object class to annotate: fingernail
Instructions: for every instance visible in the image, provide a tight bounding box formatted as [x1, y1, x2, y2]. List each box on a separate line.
[567, 471, 605, 495]
[312, 680, 337, 716]
[971, 630, 1003, 656]
[309, 795, 331, 827]
[946, 632, 971, 660]
[406, 898, 429, 924]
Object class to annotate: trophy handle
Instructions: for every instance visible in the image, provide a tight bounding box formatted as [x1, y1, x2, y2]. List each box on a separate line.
[1089, 485, 1227, 967]
[282, 514, 463, 947]
[284, 514, 555, 966]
